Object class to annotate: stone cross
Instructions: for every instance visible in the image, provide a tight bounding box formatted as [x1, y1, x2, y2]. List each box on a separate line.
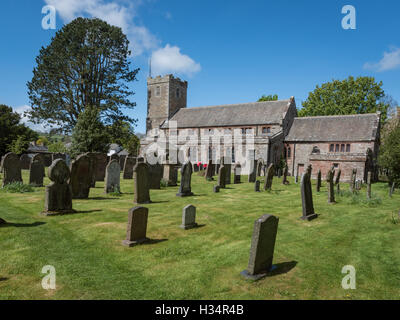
[264, 164, 274, 191]
[241, 214, 279, 280]
[29, 159, 45, 187]
[42, 159, 74, 216]
[123, 157, 137, 179]
[133, 162, 151, 204]
[300, 165, 318, 221]
[218, 165, 226, 189]
[177, 161, 194, 197]
[122, 207, 150, 247]
[254, 180, 260, 192]
[234, 164, 241, 184]
[163, 164, 178, 186]
[327, 169, 336, 204]
[316, 169, 321, 192]
[367, 171, 372, 199]
[180, 205, 198, 230]
[70, 154, 91, 199]
[105, 159, 121, 193]
[1, 152, 22, 187]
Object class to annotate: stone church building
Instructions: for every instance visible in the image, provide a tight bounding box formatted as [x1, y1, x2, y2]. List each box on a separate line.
[141, 74, 381, 182]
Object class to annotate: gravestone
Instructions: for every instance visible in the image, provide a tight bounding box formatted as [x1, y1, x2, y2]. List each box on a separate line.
[110, 154, 119, 163]
[218, 165, 226, 189]
[104, 160, 121, 194]
[94, 153, 108, 181]
[282, 164, 289, 185]
[255, 180, 260, 192]
[248, 160, 257, 183]
[316, 169, 321, 192]
[193, 163, 199, 172]
[70, 154, 91, 199]
[350, 168, 357, 193]
[42, 159, 75, 215]
[32, 154, 46, 177]
[29, 159, 45, 187]
[163, 164, 178, 186]
[389, 182, 395, 198]
[122, 207, 150, 247]
[295, 174, 298, 184]
[256, 160, 263, 177]
[123, 157, 137, 179]
[300, 165, 318, 221]
[119, 155, 127, 170]
[264, 164, 274, 191]
[52, 153, 66, 162]
[20, 154, 31, 170]
[335, 169, 341, 192]
[234, 164, 241, 184]
[177, 161, 193, 197]
[84, 152, 97, 188]
[43, 154, 52, 167]
[180, 205, 198, 230]
[367, 171, 372, 199]
[133, 163, 151, 204]
[327, 169, 336, 204]
[148, 163, 163, 189]
[205, 160, 214, 180]
[1, 152, 22, 187]
[241, 214, 279, 280]
[213, 185, 220, 193]
[222, 157, 232, 185]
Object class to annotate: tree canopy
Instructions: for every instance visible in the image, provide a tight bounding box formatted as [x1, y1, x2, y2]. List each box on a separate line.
[379, 118, 400, 184]
[299, 76, 392, 122]
[258, 94, 278, 102]
[27, 17, 140, 133]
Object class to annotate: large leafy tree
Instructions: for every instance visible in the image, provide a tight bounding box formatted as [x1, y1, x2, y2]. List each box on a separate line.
[27, 17, 139, 133]
[379, 118, 400, 184]
[0, 104, 38, 156]
[299, 76, 391, 122]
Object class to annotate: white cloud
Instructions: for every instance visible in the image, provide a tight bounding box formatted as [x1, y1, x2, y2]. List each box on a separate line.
[364, 47, 400, 72]
[14, 105, 51, 133]
[151, 44, 201, 77]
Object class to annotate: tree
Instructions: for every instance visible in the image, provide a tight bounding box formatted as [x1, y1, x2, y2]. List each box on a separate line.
[0, 104, 38, 156]
[299, 76, 391, 122]
[48, 141, 67, 153]
[70, 106, 110, 158]
[258, 94, 278, 102]
[27, 17, 140, 133]
[36, 136, 49, 146]
[379, 120, 400, 184]
[124, 134, 140, 156]
[9, 136, 31, 155]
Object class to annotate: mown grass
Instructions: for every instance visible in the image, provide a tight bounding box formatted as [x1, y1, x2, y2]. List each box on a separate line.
[0, 170, 399, 300]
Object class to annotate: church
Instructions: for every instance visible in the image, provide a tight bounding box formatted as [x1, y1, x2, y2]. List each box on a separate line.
[140, 74, 381, 182]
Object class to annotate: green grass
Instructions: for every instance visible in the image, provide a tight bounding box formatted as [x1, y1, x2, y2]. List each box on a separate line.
[0, 171, 400, 300]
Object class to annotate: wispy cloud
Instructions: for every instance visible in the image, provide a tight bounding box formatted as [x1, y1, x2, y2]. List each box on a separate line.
[14, 105, 51, 132]
[364, 47, 400, 72]
[151, 44, 201, 77]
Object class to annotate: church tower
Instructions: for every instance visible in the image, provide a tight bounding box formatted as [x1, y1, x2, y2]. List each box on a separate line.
[146, 74, 188, 133]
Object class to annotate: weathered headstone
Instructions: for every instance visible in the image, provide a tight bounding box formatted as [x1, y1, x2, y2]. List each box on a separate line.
[255, 180, 260, 192]
[193, 163, 199, 172]
[335, 169, 341, 192]
[213, 185, 220, 193]
[148, 163, 163, 189]
[316, 169, 321, 192]
[84, 152, 97, 188]
[205, 160, 214, 180]
[70, 154, 91, 199]
[234, 163, 241, 184]
[350, 168, 357, 193]
[163, 164, 178, 186]
[256, 159, 263, 177]
[180, 205, 198, 230]
[367, 171, 372, 199]
[94, 153, 108, 181]
[327, 169, 336, 204]
[300, 165, 318, 221]
[177, 161, 193, 197]
[32, 154, 46, 176]
[122, 207, 150, 247]
[133, 163, 151, 204]
[248, 160, 257, 183]
[222, 157, 232, 185]
[123, 157, 137, 179]
[104, 160, 121, 193]
[29, 159, 44, 187]
[264, 164, 274, 191]
[110, 154, 119, 163]
[42, 159, 75, 215]
[1, 152, 22, 187]
[20, 154, 31, 170]
[282, 164, 289, 185]
[218, 165, 226, 189]
[241, 214, 279, 280]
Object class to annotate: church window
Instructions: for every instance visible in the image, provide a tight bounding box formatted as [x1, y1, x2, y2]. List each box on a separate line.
[329, 144, 334, 152]
[155, 86, 161, 96]
[287, 147, 291, 158]
[346, 144, 351, 152]
[335, 144, 340, 152]
[341, 144, 345, 152]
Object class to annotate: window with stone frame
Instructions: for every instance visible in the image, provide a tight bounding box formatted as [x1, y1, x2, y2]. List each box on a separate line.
[155, 86, 161, 96]
[341, 144, 345, 152]
[231, 147, 235, 163]
[224, 128, 232, 134]
[346, 144, 351, 152]
[262, 127, 271, 134]
[335, 144, 340, 152]
[329, 144, 334, 152]
[287, 147, 291, 159]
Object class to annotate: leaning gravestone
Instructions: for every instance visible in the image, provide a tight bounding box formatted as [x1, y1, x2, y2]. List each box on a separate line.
[104, 160, 121, 193]
[148, 163, 163, 189]
[222, 157, 232, 185]
[133, 163, 151, 204]
[29, 159, 45, 187]
[70, 154, 91, 199]
[20, 154, 31, 170]
[316, 169, 321, 192]
[335, 169, 341, 192]
[264, 164, 274, 191]
[163, 164, 178, 186]
[177, 161, 194, 197]
[282, 164, 289, 185]
[241, 214, 279, 280]
[327, 169, 336, 204]
[205, 160, 214, 180]
[256, 159, 263, 177]
[1, 152, 22, 187]
[255, 180, 261, 192]
[122, 207, 150, 247]
[248, 160, 257, 183]
[218, 165, 226, 189]
[42, 159, 75, 216]
[300, 165, 318, 221]
[123, 157, 137, 179]
[94, 153, 108, 182]
[367, 171, 372, 199]
[234, 164, 241, 184]
[180, 205, 198, 230]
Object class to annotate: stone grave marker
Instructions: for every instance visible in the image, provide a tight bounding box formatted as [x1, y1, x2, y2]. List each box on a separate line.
[70, 154, 91, 199]
[163, 164, 178, 186]
[1, 152, 22, 187]
[264, 164, 274, 191]
[133, 163, 151, 204]
[327, 169, 336, 204]
[29, 159, 45, 187]
[122, 207, 150, 247]
[104, 159, 121, 193]
[234, 163, 241, 184]
[123, 157, 137, 180]
[316, 169, 321, 192]
[180, 205, 198, 230]
[177, 161, 193, 197]
[218, 165, 226, 189]
[255, 180, 260, 192]
[300, 165, 318, 221]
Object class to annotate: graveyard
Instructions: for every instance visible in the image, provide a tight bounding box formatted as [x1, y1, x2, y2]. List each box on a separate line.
[1, 168, 399, 300]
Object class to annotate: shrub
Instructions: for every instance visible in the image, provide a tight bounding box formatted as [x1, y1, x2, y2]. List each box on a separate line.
[2, 182, 34, 193]
[160, 179, 169, 188]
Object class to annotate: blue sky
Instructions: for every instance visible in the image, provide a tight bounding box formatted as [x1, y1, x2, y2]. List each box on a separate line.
[1, 0, 399, 134]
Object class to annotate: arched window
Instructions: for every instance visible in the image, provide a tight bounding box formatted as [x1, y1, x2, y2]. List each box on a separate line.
[287, 147, 291, 159]
[312, 146, 320, 154]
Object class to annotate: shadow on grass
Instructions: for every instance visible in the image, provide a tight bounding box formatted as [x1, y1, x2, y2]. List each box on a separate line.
[149, 200, 170, 204]
[0, 277, 7, 282]
[145, 238, 168, 245]
[86, 197, 121, 201]
[0, 221, 46, 228]
[266, 261, 298, 277]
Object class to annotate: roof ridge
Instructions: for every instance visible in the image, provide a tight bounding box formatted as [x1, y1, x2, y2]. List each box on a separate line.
[180, 99, 291, 111]
[295, 113, 379, 120]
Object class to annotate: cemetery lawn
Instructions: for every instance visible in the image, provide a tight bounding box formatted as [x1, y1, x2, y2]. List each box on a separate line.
[1, 171, 400, 300]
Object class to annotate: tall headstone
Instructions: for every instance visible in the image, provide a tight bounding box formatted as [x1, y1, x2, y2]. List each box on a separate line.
[248, 160, 257, 183]
[177, 161, 193, 197]
[42, 159, 75, 215]
[316, 169, 321, 192]
[282, 164, 289, 185]
[1, 152, 22, 187]
[218, 165, 226, 189]
[222, 157, 231, 185]
[300, 165, 318, 221]
[133, 163, 151, 204]
[327, 169, 336, 204]
[148, 163, 163, 189]
[205, 160, 214, 180]
[234, 163, 241, 184]
[335, 169, 341, 192]
[350, 168, 357, 193]
[32, 153, 46, 176]
[264, 164, 274, 191]
[255, 180, 260, 192]
[122, 207, 150, 247]
[123, 157, 137, 179]
[163, 164, 178, 186]
[256, 160, 263, 177]
[84, 152, 97, 188]
[29, 159, 45, 187]
[241, 214, 279, 280]
[180, 205, 198, 230]
[104, 160, 121, 193]
[70, 154, 91, 199]
[94, 153, 108, 181]
[20, 154, 31, 170]
[367, 171, 372, 199]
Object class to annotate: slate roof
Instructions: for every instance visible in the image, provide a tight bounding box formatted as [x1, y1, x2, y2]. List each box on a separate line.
[285, 113, 380, 142]
[161, 99, 292, 129]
